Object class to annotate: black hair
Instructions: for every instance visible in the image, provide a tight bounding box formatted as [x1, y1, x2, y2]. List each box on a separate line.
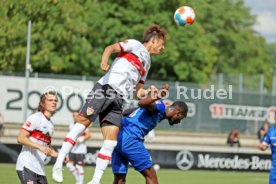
[171, 101, 188, 117]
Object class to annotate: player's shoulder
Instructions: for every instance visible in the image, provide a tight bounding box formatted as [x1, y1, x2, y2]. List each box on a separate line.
[125, 39, 142, 45]
[267, 126, 276, 136]
[27, 112, 43, 122]
[153, 100, 166, 111]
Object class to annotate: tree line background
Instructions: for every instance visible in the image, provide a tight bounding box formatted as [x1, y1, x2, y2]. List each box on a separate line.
[0, 0, 275, 88]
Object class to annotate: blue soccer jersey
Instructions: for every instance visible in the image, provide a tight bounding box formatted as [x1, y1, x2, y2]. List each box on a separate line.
[263, 126, 276, 184]
[122, 100, 166, 139]
[112, 100, 166, 174]
[263, 126, 276, 169]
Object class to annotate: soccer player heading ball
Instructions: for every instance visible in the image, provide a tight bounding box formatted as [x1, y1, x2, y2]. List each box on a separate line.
[52, 25, 167, 184]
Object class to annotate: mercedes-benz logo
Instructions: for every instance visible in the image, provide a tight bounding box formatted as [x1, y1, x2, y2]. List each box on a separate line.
[176, 150, 194, 170]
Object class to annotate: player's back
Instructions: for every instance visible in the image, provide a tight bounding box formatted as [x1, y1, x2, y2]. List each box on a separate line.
[122, 100, 166, 139]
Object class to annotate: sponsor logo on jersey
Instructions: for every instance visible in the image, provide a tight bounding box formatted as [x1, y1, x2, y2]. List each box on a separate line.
[25, 121, 31, 127]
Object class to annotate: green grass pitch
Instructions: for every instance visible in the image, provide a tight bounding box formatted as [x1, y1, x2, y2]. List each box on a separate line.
[0, 163, 268, 184]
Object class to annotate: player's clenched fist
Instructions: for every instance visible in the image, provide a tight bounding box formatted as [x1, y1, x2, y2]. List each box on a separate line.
[101, 62, 110, 71]
[39, 145, 52, 155]
[159, 83, 169, 98]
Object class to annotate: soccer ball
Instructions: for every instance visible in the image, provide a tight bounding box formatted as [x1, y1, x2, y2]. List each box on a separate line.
[174, 6, 196, 26]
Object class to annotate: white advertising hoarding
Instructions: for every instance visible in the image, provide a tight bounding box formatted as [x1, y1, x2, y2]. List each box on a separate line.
[0, 76, 94, 124]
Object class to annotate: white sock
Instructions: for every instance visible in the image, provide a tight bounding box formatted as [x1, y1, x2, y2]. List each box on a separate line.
[55, 123, 86, 168]
[66, 162, 79, 182]
[76, 164, 84, 184]
[92, 140, 117, 182]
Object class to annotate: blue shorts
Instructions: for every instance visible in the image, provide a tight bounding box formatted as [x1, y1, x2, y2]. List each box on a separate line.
[112, 130, 152, 174]
[270, 169, 276, 184]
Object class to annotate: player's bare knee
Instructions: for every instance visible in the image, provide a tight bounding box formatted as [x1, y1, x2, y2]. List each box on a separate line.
[145, 176, 158, 184]
[113, 174, 126, 184]
[102, 125, 120, 140]
[75, 114, 91, 127]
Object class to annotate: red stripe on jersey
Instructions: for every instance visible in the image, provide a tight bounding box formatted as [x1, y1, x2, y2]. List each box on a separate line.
[97, 153, 111, 160]
[118, 42, 124, 52]
[80, 132, 86, 136]
[22, 128, 32, 133]
[117, 51, 145, 77]
[30, 130, 52, 144]
[64, 137, 76, 145]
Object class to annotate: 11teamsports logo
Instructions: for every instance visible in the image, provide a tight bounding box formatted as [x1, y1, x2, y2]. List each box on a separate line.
[209, 103, 276, 122]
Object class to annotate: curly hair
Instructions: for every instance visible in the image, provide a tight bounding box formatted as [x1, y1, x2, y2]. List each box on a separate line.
[143, 24, 167, 43]
[171, 101, 188, 117]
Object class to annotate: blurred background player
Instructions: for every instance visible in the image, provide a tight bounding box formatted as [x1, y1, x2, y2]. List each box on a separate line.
[0, 112, 19, 162]
[16, 91, 58, 184]
[52, 24, 167, 184]
[258, 111, 276, 184]
[257, 121, 270, 143]
[226, 128, 241, 147]
[112, 85, 188, 184]
[66, 112, 91, 184]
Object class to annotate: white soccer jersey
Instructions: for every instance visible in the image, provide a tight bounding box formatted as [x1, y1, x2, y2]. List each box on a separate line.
[16, 112, 54, 176]
[69, 122, 88, 154]
[98, 39, 151, 97]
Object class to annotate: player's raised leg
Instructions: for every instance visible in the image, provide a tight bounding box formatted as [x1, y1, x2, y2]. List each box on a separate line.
[52, 83, 105, 183]
[88, 124, 119, 184]
[52, 116, 89, 182]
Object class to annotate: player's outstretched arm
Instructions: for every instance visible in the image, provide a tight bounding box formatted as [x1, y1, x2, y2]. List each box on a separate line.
[138, 86, 159, 110]
[135, 83, 147, 100]
[136, 83, 163, 100]
[138, 84, 169, 110]
[17, 129, 52, 155]
[101, 43, 121, 71]
[257, 142, 268, 151]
